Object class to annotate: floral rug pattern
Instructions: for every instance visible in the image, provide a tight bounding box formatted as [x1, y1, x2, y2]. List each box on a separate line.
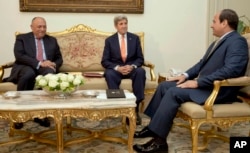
[0, 114, 249, 153]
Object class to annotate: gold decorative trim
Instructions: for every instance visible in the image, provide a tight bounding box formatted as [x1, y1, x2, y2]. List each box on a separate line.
[176, 106, 250, 152]
[1, 107, 136, 153]
[47, 24, 145, 52]
[19, 0, 144, 14]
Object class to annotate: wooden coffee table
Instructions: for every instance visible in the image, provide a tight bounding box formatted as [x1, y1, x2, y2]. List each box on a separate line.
[0, 90, 136, 153]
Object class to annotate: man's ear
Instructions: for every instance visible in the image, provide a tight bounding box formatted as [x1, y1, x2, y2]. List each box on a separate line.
[222, 20, 228, 27]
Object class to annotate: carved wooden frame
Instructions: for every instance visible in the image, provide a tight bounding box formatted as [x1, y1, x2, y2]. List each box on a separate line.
[19, 0, 144, 14]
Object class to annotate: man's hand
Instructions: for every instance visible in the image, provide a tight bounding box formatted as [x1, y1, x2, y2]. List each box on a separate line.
[40, 60, 56, 71]
[167, 74, 186, 84]
[176, 80, 198, 88]
[117, 65, 134, 75]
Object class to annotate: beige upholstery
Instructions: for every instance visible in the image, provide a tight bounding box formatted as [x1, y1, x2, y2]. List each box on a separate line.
[239, 33, 250, 97]
[179, 101, 250, 118]
[176, 33, 250, 153]
[0, 24, 157, 110]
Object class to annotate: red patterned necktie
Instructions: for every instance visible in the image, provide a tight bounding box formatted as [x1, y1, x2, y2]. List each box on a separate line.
[120, 35, 126, 62]
[36, 38, 43, 61]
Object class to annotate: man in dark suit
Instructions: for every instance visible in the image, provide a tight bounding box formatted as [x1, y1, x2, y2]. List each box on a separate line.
[101, 14, 146, 125]
[6, 17, 63, 129]
[133, 9, 249, 153]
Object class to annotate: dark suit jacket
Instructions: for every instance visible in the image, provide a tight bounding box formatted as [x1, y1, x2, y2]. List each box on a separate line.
[186, 31, 249, 103]
[101, 32, 144, 69]
[7, 32, 63, 82]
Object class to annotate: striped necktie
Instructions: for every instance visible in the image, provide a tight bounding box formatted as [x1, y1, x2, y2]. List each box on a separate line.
[36, 38, 43, 61]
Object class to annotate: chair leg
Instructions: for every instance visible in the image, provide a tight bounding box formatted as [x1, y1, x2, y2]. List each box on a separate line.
[190, 121, 201, 153]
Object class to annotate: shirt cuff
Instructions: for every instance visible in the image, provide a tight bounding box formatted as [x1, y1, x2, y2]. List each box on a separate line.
[182, 72, 189, 79]
[114, 65, 119, 71]
[36, 61, 42, 69]
[132, 64, 137, 69]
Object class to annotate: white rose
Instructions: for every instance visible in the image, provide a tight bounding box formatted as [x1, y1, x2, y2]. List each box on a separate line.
[75, 75, 84, 84]
[38, 78, 48, 87]
[44, 74, 53, 80]
[36, 75, 43, 81]
[48, 74, 59, 81]
[48, 80, 59, 88]
[73, 77, 82, 86]
[60, 81, 69, 90]
[67, 74, 75, 82]
[59, 73, 68, 82]
[75, 75, 84, 80]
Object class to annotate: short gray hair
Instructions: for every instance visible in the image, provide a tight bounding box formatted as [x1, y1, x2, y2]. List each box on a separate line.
[114, 14, 128, 25]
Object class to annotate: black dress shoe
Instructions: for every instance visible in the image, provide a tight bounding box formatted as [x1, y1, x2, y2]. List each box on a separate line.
[134, 126, 156, 138]
[14, 123, 24, 129]
[34, 117, 50, 127]
[133, 137, 168, 153]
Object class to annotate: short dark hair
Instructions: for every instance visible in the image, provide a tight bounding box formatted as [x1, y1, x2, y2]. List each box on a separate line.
[219, 9, 239, 30]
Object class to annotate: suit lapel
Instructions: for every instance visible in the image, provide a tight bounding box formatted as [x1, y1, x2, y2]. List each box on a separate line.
[114, 33, 124, 61]
[29, 33, 37, 58]
[126, 33, 133, 58]
[43, 36, 49, 59]
[205, 32, 234, 60]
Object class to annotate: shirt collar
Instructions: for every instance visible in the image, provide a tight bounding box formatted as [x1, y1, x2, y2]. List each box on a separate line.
[219, 30, 234, 40]
[118, 33, 127, 39]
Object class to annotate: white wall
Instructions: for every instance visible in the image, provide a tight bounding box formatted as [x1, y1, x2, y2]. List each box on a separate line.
[0, 0, 208, 77]
[2, 0, 249, 78]
[207, 0, 250, 44]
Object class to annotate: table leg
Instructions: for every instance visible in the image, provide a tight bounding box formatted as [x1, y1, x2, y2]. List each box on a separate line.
[127, 111, 136, 153]
[54, 112, 64, 153]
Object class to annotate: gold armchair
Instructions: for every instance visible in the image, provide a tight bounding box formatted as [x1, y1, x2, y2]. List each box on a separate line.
[176, 32, 250, 153]
[176, 77, 250, 153]
[0, 62, 16, 92]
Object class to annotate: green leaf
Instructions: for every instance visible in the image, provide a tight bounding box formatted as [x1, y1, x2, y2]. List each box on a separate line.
[237, 20, 245, 34]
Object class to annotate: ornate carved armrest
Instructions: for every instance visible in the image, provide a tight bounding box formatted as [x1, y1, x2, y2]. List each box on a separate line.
[143, 60, 156, 81]
[203, 76, 250, 112]
[0, 61, 14, 82]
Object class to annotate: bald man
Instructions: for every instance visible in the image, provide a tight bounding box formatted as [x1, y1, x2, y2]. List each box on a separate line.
[6, 17, 63, 129]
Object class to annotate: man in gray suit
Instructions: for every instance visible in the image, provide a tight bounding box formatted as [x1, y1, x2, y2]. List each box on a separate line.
[133, 9, 248, 153]
[6, 17, 63, 129]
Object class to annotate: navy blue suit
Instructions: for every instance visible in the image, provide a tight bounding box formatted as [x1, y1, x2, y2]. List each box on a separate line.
[145, 31, 249, 138]
[6, 32, 63, 90]
[101, 32, 146, 105]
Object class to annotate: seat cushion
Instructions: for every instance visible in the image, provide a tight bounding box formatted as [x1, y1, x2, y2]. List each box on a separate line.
[0, 78, 156, 92]
[179, 102, 250, 119]
[78, 77, 157, 91]
[0, 82, 17, 92]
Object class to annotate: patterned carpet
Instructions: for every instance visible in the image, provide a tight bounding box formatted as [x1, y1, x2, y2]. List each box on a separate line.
[0, 114, 249, 153]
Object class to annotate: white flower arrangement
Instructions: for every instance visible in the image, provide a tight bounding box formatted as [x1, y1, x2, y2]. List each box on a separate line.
[35, 73, 84, 93]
